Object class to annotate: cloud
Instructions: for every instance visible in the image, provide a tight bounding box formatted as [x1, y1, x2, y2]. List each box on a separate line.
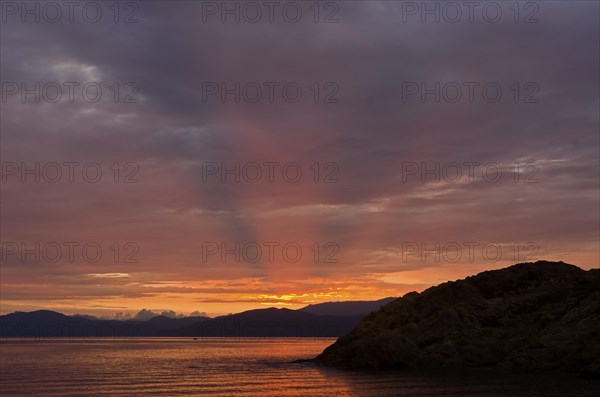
[88, 273, 132, 279]
[1, 1, 598, 316]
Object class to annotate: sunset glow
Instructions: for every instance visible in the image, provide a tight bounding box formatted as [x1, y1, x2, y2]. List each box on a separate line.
[1, 1, 598, 320]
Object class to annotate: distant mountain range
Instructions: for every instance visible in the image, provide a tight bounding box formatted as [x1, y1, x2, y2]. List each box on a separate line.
[299, 298, 396, 316]
[315, 261, 600, 378]
[0, 297, 395, 338]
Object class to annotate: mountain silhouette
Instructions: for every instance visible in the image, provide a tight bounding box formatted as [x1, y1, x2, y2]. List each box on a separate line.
[0, 299, 392, 338]
[175, 307, 362, 337]
[300, 298, 396, 316]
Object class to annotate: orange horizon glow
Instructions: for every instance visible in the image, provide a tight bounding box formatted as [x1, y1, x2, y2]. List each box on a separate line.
[2, 250, 598, 317]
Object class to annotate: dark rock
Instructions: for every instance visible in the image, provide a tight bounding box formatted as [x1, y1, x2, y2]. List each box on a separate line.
[315, 261, 600, 378]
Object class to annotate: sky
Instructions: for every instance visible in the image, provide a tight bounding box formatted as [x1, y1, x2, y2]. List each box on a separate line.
[1, 1, 599, 317]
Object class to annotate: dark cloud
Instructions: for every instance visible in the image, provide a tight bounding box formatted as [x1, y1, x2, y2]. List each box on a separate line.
[1, 1, 598, 315]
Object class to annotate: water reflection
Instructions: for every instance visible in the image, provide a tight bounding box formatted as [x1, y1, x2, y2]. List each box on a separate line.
[1, 338, 598, 396]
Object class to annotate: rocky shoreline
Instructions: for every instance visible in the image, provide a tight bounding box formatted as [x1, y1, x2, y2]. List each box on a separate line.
[315, 261, 600, 378]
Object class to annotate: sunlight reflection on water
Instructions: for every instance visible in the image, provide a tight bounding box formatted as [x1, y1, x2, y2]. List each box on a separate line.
[1, 338, 598, 397]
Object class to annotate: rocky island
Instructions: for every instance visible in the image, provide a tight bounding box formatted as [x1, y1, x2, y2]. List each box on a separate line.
[316, 261, 600, 378]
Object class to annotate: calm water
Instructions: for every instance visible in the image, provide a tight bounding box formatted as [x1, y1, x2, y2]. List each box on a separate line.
[1, 338, 598, 396]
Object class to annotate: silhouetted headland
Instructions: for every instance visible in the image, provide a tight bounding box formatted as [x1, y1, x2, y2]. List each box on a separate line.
[315, 261, 600, 378]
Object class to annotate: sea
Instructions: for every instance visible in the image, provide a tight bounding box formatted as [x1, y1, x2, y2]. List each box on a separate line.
[1, 338, 598, 396]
